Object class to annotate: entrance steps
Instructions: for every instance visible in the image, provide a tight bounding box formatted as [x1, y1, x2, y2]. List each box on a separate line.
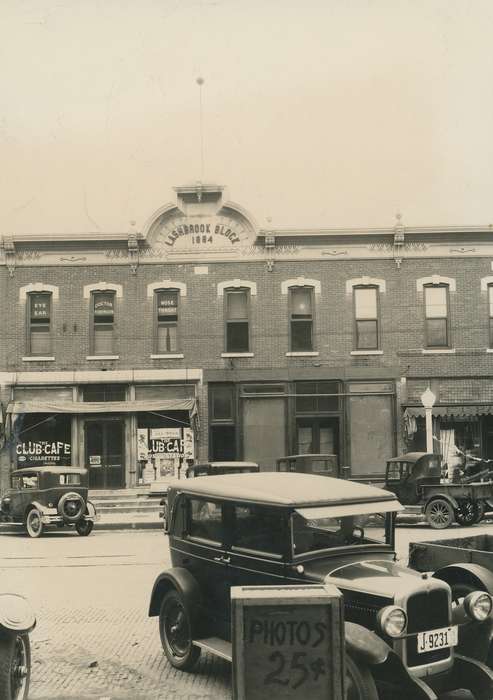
[89, 488, 162, 516]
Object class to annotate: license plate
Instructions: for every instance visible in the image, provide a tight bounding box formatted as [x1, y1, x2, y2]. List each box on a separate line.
[417, 625, 458, 654]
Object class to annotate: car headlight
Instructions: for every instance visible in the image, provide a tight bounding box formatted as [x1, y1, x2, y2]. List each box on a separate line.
[464, 591, 493, 621]
[377, 605, 408, 638]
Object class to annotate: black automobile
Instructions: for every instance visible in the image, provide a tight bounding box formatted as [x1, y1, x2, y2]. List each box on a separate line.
[0, 466, 97, 538]
[0, 592, 36, 699]
[149, 472, 493, 699]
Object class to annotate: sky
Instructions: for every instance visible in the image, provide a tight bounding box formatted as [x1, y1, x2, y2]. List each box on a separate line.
[1, 0, 493, 235]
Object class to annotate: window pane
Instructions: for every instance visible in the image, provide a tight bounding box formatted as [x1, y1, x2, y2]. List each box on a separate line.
[227, 291, 247, 319]
[94, 325, 114, 354]
[212, 386, 234, 420]
[320, 426, 335, 453]
[189, 499, 222, 542]
[426, 318, 447, 346]
[210, 425, 236, 460]
[31, 326, 51, 355]
[232, 504, 283, 555]
[291, 320, 312, 351]
[425, 287, 447, 318]
[30, 294, 50, 322]
[356, 319, 378, 349]
[157, 324, 178, 353]
[297, 425, 312, 453]
[157, 291, 178, 320]
[290, 288, 312, 317]
[227, 322, 249, 352]
[94, 293, 114, 322]
[354, 288, 377, 319]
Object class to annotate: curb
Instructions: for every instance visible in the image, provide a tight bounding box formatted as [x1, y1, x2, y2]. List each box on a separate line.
[0, 520, 162, 535]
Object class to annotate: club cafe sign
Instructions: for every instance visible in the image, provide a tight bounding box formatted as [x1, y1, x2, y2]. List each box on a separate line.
[160, 216, 247, 249]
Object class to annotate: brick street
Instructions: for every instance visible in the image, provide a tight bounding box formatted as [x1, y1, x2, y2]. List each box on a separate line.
[1, 524, 489, 699]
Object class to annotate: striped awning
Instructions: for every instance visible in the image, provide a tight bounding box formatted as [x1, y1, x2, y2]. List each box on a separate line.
[404, 405, 493, 418]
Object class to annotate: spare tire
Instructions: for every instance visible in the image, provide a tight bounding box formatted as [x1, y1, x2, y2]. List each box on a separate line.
[58, 492, 85, 522]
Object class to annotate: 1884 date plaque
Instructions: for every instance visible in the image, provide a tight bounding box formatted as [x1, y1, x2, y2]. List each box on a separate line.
[232, 584, 344, 700]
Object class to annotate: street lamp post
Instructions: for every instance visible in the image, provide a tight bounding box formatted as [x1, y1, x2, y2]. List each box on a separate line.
[421, 387, 436, 454]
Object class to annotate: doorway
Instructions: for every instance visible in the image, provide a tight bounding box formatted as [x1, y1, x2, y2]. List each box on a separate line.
[85, 418, 125, 489]
[296, 417, 339, 462]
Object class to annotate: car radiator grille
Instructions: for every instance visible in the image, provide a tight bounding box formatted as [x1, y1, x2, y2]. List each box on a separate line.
[406, 589, 450, 667]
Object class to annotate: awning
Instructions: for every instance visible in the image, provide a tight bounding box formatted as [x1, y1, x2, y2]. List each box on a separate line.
[7, 398, 196, 415]
[404, 405, 493, 419]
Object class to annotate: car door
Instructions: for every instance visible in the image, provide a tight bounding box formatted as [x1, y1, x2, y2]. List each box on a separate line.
[170, 495, 231, 639]
[226, 503, 288, 611]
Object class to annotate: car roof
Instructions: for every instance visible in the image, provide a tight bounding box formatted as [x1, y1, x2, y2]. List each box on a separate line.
[387, 452, 432, 464]
[169, 472, 400, 508]
[11, 466, 87, 476]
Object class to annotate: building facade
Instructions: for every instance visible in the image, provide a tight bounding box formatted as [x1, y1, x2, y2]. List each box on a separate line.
[1, 183, 493, 490]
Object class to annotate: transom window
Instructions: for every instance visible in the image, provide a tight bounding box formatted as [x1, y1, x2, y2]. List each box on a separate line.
[424, 285, 449, 347]
[289, 287, 313, 351]
[156, 290, 179, 353]
[354, 286, 379, 350]
[92, 291, 115, 355]
[225, 289, 249, 353]
[28, 292, 52, 355]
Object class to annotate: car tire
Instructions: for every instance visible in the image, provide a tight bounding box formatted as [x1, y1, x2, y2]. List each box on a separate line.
[159, 590, 201, 671]
[75, 519, 94, 536]
[25, 508, 43, 538]
[425, 498, 455, 529]
[0, 632, 31, 700]
[57, 493, 85, 523]
[455, 499, 480, 527]
[345, 654, 378, 700]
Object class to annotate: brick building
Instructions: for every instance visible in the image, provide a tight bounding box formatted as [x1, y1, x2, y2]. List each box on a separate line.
[1, 182, 493, 490]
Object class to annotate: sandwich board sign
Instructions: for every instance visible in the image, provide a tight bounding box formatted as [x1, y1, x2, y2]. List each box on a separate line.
[232, 584, 344, 700]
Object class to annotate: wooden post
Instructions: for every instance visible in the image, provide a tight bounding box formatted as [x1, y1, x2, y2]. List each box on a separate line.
[232, 584, 344, 700]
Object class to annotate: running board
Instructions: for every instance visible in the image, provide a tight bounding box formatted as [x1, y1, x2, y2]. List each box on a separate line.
[194, 637, 232, 662]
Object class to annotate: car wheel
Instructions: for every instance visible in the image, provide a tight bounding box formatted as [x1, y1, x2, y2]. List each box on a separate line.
[425, 498, 455, 529]
[57, 493, 85, 523]
[75, 519, 94, 536]
[455, 499, 480, 526]
[0, 632, 31, 700]
[25, 509, 43, 538]
[345, 655, 378, 700]
[159, 590, 201, 671]
[474, 501, 486, 524]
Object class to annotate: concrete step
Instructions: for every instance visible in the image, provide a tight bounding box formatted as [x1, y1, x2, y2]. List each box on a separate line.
[91, 497, 159, 507]
[89, 489, 150, 500]
[95, 503, 162, 515]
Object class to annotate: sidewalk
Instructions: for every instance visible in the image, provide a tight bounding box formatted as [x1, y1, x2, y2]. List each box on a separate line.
[0, 510, 162, 535]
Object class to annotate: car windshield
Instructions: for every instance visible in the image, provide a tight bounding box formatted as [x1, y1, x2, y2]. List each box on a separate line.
[292, 512, 388, 556]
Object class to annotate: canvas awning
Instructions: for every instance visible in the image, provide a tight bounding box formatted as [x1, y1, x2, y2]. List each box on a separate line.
[7, 398, 196, 415]
[404, 405, 493, 419]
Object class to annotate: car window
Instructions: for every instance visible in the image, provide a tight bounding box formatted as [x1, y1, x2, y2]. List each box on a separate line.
[187, 498, 223, 543]
[387, 463, 401, 481]
[292, 512, 387, 555]
[232, 504, 284, 556]
[21, 475, 38, 489]
[59, 474, 81, 486]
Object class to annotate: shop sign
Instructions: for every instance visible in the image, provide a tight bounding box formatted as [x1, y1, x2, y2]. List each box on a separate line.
[156, 214, 251, 251]
[89, 455, 102, 466]
[31, 296, 50, 318]
[16, 440, 71, 463]
[94, 295, 114, 316]
[157, 292, 177, 315]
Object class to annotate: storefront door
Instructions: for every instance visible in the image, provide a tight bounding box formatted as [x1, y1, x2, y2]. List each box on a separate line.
[84, 419, 125, 489]
[296, 417, 339, 461]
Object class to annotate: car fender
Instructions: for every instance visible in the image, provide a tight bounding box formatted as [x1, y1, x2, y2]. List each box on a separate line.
[25, 500, 55, 517]
[344, 621, 391, 666]
[85, 500, 97, 518]
[0, 594, 36, 635]
[148, 567, 203, 626]
[425, 493, 459, 510]
[433, 563, 493, 595]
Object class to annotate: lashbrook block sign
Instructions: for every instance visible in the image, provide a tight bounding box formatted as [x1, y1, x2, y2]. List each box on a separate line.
[232, 584, 344, 700]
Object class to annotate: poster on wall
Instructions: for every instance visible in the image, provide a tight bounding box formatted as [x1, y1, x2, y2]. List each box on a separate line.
[137, 427, 194, 483]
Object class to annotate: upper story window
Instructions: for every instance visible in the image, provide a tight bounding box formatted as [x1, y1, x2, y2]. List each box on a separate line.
[225, 288, 249, 353]
[489, 285, 493, 347]
[28, 292, 52, 355]
[289, 287, 313, 351]
[92, 291, 115, 355]
[353, 286, 379, 350]
[155, 290, 179, 353]
[424, 284, 449, 347]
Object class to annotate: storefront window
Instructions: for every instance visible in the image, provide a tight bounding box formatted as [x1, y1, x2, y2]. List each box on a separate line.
[13, 413, 72, 467]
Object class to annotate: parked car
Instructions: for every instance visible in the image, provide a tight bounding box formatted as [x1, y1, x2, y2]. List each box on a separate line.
[0, 466, 97, 538]
[157, 462, 259, 530]
[0, 592, 36, 699]
[149, 472, 493, 699]
[275, 453, 337, 476]
[385, 452, 493, 528]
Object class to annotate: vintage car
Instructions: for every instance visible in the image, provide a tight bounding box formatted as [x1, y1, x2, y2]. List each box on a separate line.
[156, 461, 259, 530]
[385, 452, 493, 529]
[0, 592, 36, 699]
[275, 453, 337, 476]
[0, 466, 97, 538]
[149, 472, 493, 699]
